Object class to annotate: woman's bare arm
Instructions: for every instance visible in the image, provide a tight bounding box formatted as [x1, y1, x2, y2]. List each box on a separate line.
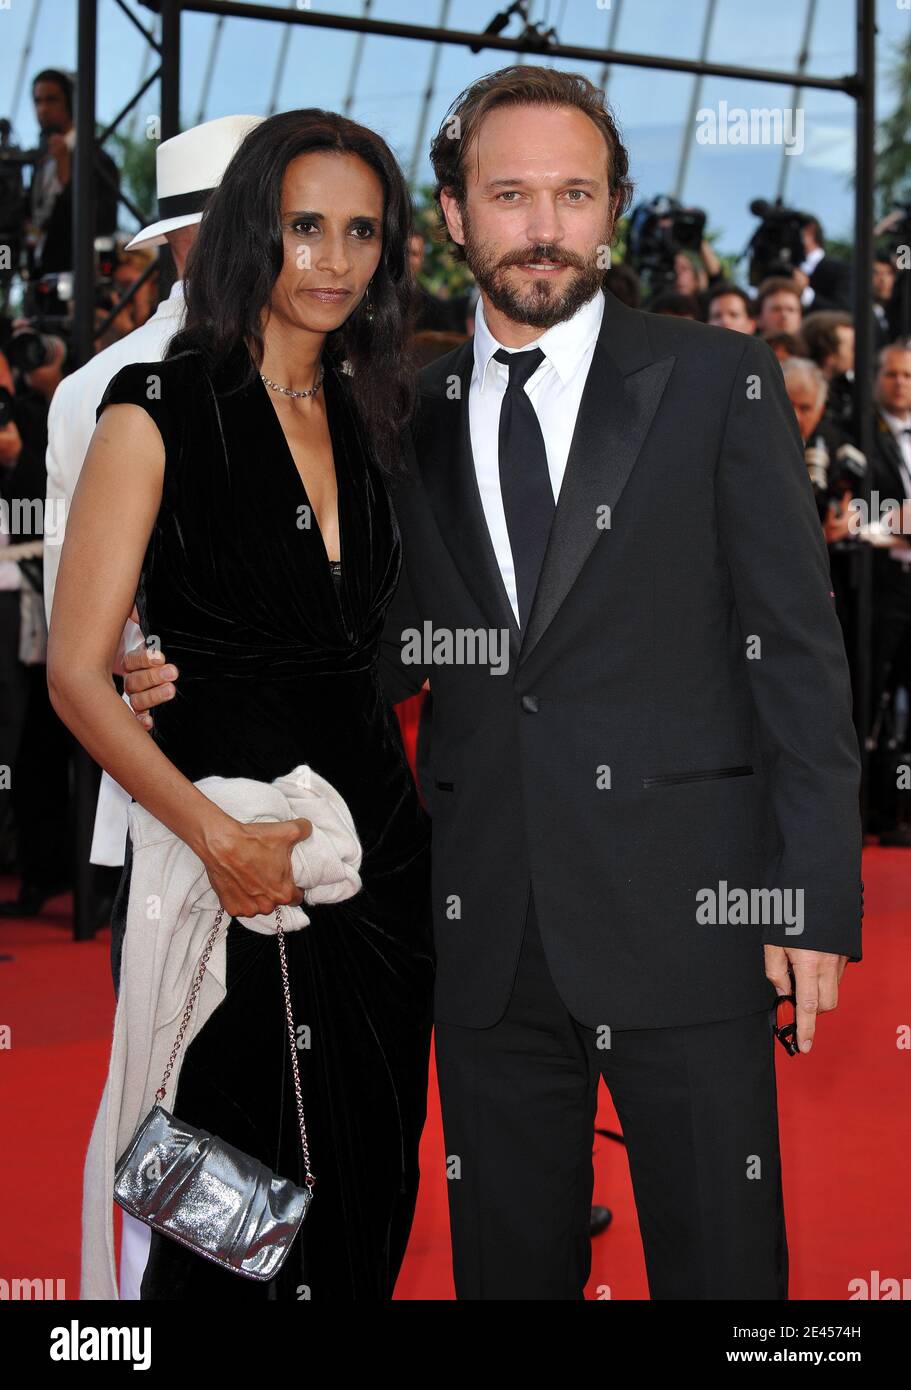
[46, 403, 308, 916]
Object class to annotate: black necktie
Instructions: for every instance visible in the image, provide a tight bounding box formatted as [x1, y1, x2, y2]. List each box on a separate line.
[493, 346, 555, 627]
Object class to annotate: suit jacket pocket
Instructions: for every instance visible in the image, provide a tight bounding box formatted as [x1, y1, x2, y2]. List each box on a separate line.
[642, 763, 754, 788]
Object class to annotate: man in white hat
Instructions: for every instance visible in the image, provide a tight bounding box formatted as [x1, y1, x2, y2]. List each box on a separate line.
[42, 113, 263, 1300]
[44, 114, 263, 860]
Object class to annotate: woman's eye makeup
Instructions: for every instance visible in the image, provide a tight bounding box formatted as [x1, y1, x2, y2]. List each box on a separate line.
[287, 215, 380, 239]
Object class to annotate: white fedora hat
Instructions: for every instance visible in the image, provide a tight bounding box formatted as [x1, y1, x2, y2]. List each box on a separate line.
[125, 113, 264, 250]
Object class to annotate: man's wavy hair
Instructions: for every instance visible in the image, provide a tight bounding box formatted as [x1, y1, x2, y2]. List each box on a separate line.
[167, 109, 415, 475]
[429, 65, 635, 262]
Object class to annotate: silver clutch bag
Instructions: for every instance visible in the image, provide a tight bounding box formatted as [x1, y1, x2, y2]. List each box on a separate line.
[113, 904, 315, 1282]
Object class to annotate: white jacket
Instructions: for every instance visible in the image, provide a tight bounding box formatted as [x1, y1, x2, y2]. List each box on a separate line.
[80, 764, 362, 1300]
[44, 282, 186, 866]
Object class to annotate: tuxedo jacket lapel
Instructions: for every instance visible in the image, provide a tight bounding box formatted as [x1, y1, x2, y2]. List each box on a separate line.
[519, 294, 675, 666]
[414, 291, 675, 672]
[417, 340, 522, 663]
[875, 411, 909, 492]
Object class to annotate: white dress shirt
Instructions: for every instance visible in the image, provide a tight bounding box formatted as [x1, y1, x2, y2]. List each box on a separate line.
[44, 279, 186, 865]
[469, 288, 605, 624]
[881, 409, 911, 496]
[30, 126, 77, 256]
[877, 410, 911, 565]
[799, 244, 826, 309]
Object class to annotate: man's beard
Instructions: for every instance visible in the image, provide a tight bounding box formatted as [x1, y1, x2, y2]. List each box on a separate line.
[461, 208, 612, 330]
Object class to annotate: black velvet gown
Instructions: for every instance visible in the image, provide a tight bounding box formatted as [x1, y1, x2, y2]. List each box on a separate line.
[98, 344, 434, 1300]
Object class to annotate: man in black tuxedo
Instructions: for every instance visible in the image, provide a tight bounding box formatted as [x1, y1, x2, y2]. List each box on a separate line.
[123, 67, 863, 1300]
[872, 254, 900, 350]
[27, 69, 119, 278]
[868, 342, 911, 840]
[795, 215, 853, 314]
[379, 67, 862, 1300]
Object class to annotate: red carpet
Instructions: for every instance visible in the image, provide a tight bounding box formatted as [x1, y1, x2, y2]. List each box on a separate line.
[0, 850, 907, 1301]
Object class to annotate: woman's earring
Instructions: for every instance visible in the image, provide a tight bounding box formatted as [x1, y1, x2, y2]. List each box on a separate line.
[363, 280, 375, 323]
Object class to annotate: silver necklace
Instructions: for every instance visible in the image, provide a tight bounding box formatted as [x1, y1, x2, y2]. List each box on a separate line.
[260, 363, 325, 399]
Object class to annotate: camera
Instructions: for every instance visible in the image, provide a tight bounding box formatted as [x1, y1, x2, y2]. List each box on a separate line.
[0, 118, 40, 294]
[626, 195, 707, 298]
[746, 199, 806, 286]
[0, 239, 123, 375]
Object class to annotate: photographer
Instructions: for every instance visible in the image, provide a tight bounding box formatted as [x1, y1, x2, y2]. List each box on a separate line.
[873, 252, 901, 348]
[781, 356, 865, 662]
[755, 276, 803, 338]
[794, 215, 853, 313]
[96, 238, 159, 347]
[867, 341, 911, 844]
[673, 242, 725, 319]
[26, 68, 119, 278]
[0, 345, 71, 910]
[0, 353, 30, 866]
[801, 309, 857, 442]
[626, 195, 715, 304]
[707, 282, 757, 335]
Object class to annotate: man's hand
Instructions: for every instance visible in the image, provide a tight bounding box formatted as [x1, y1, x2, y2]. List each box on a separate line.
[764, 945, 849, 1053]
[123, 644, 179, 730]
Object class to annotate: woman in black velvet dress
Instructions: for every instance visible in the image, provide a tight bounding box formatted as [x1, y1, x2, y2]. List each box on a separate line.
[48, 111, 434, 1299]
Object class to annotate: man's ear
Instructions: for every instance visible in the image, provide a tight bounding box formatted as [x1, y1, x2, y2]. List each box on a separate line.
[607, 188, 622, 242]
[439, 188, 466, 250]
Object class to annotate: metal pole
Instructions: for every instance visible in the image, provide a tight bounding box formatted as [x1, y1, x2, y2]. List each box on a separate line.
[342, 0, 373, 117]
[408, 0, 452, 186]
[597, 0, 624, 96]
[160, 0, 182, 140]
[71, 0, 101, 942]
[775, 0, 818, 204]
[267, 3, 300, 117]
[853, 0, 875, 812]
[127, 13, 161, 139]
[158, 0, 182, 301]
[141, 0, 854, 92]
[673, 0, 719, 202]
[196, 15, 225, 124]
[10, 0, 44, 130]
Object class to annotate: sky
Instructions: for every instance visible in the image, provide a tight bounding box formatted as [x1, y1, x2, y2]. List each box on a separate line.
[1, 0, 909, 262]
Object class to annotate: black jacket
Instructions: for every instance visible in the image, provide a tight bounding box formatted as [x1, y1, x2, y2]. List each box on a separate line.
[32, 143, 119, 276]
[380, 289, 863, 1030]
[871, 409, 911, 599]
[808, 254, 853, 313]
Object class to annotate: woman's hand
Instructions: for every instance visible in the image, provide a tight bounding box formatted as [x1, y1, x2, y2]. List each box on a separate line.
[199, 816, 313, 919]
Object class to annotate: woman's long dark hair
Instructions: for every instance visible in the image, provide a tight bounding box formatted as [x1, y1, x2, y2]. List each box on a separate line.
[167, 109, 415, 474]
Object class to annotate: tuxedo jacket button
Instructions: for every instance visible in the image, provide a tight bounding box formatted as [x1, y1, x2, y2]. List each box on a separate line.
[521, 694, 539, 714]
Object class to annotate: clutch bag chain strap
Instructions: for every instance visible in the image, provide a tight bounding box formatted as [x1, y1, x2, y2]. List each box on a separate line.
[156, 903, 316, 1194]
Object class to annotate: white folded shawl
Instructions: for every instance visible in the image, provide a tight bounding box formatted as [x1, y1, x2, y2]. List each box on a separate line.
[80, 764, 362, 1300]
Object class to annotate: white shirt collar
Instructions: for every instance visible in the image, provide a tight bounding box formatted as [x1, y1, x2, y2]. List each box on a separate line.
[800, 246, 826, 275]
[474, 287, 604, 393]
[882, 408, 911, 436]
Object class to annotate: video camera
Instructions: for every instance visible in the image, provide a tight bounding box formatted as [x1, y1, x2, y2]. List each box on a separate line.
[745, 199, 807, 286]
[0, 118, 41, 293]
[626, 195, 707, 298]
[0, 237, 122, 375]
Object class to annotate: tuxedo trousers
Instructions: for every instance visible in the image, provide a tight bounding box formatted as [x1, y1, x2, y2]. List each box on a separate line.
[433, 891, 789, 1300]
